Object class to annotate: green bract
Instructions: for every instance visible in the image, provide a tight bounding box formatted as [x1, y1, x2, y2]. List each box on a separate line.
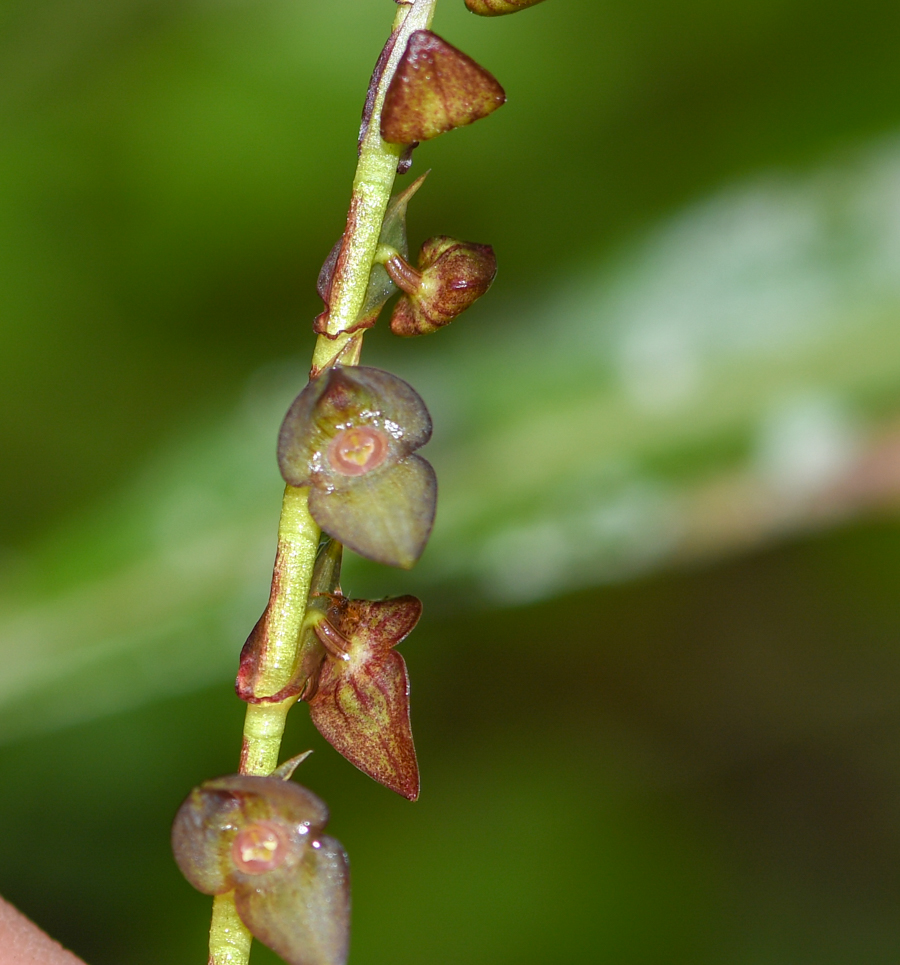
[278, 366, 437, 569]
[316, 175, 427, 336]
[171, 772, 350, 965]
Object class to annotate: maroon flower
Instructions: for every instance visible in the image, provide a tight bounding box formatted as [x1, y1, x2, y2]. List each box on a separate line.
[387, 235, 497, 336]
[309, 594, 422, 800]
[465, 0, 548, 14]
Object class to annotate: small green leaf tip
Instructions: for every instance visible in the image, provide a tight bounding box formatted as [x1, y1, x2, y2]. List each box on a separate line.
[310, 594, 422, 800]
[172, 774, 350, 965]
[381, 30, 506, 144]
[465, 0, 548, 14]
[278, 366, 437, 568]
[388, 236, 497, 336]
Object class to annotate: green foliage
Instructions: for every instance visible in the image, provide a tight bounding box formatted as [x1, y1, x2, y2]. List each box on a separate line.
[3, 0, 900, 962]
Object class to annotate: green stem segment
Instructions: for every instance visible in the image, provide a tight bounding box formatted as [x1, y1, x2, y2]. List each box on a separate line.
[208, 1, 438, 962]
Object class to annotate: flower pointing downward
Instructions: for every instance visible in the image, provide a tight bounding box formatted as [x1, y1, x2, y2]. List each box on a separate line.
[309, 594, 422, 801]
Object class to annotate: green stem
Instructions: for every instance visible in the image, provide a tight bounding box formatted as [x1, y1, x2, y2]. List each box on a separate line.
[311, 0, 438, 372]
[208, 896, 253, 965]
[208, 1, 438, 962]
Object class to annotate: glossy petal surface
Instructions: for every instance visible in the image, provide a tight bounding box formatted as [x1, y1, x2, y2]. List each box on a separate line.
[381, 31, 505, 144]
[278, 367, 436, 567]
[172, 773, 350, 965]
[308, 455, 436, 569]
[390, 236, 497, 336]
[171, 784, 239, 894]
[278, 366, 432, 488]
[236, 834, 350, 965]
[171, 774, 329, 896]
[310, 597, 422, 799]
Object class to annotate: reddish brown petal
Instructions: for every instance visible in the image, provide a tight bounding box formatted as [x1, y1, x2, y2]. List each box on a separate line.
[309, 648, 419, 800]
[358, 27, 400, 149]
[236, 539, 343, 705]
[389, 237, 497, 336]
[465, 0, 547, 13]
[316, 237, 342, 306]
[236, 611, 272, 701]
[236, 611, 325, 705]
[381, 31, 506, 144]
[313, 195, 363, 337]
[336, 596, 423, 650]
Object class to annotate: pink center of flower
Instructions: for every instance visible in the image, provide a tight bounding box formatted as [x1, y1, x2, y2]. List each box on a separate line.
[231, 821, 289, 874]
[327, 427, 389, 476]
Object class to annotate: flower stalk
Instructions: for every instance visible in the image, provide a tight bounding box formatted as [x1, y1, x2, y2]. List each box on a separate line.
[187, 0, 536, 956]
[208, 1, 438, 962]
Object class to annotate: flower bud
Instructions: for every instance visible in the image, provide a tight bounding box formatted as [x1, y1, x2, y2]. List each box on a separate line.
[388, 236, 497, 336]
[381, 30, 505, 144]
[465, 0, 548, 14]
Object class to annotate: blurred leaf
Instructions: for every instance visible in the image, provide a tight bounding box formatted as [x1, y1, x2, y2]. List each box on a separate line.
[4, 0, 900, 542]
[4, 519, 900, 964]
[3, 135, 900, 741]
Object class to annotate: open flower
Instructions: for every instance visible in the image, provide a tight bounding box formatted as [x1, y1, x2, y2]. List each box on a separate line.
[172, 767, 350, 965]
[309, 594, 422, 800]
[278, 365, 437, 569]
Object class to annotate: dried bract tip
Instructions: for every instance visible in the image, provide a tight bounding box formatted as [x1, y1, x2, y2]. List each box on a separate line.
[273, 751, 315, 782]
[309, 595, 422, 800]
[381, 31, 506, 144]
[465, 0, 547, 14]
[390, 237, 497, 336]
[278, 366, 436, 568]
[172, 774, 349, 965]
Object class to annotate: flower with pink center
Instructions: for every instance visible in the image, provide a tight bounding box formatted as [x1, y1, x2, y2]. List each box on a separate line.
[278, 365, 436, 569]
[172, 770, 349, 965]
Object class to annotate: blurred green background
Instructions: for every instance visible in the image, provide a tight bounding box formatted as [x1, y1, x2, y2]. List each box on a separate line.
[3, 0, 900, 961]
